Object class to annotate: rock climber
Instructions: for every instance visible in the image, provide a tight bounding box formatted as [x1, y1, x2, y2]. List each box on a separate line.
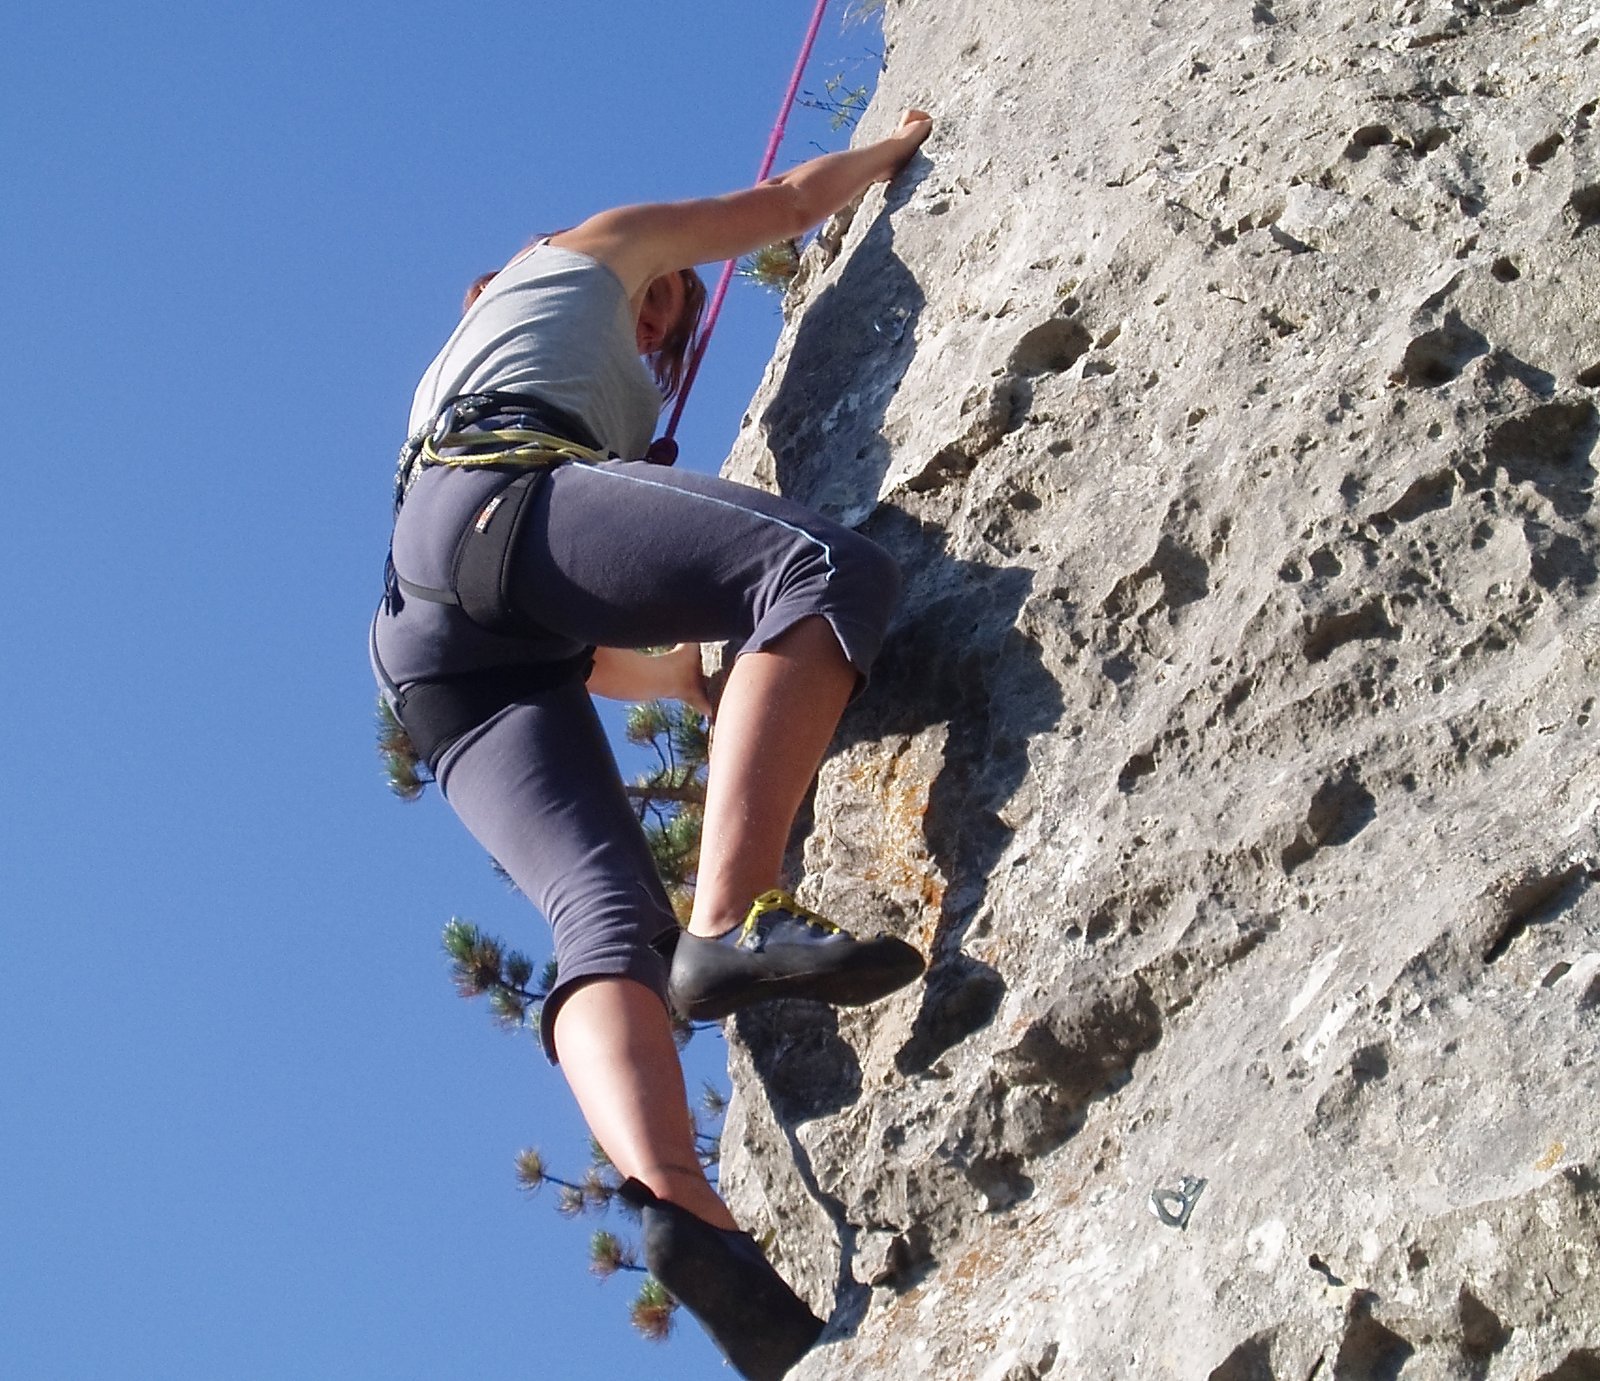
[370, 109, 935, 1379]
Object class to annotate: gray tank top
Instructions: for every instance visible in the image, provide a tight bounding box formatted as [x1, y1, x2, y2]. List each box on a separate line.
[408, 243, 662, 458]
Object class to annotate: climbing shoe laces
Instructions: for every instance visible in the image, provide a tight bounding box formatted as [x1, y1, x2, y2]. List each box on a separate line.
[735, 890, 846, 950]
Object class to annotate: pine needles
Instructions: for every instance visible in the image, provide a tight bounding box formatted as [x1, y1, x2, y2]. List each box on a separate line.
[630, 1278, 676, 1342]
[622, 699, 709, 919]
[799, 72, 870, 130]
[738, 239, 802, 293]
[441, 919, 546, 1030]
[375, 696, 428, 801]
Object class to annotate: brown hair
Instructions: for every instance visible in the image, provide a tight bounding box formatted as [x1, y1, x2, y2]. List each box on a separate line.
[647, 268, 708, 405]
[462, 271, 498, 312]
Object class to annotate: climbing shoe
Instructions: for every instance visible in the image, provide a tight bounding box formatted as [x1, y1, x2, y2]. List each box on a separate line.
[668, 889, 925, 1021]
[618, 1178, 824, 1380]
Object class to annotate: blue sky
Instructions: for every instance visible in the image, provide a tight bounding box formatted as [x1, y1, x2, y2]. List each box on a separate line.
[3, 3, 883, 1376]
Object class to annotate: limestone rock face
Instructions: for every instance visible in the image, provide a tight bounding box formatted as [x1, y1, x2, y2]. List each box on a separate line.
[715, 0, 1600, 1376]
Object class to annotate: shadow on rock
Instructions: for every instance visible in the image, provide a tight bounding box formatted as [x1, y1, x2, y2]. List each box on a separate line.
[728, 513, 1068, 1338]
[732, 1003, 863, 1124]
[760, 167, 1057, 1078]
[1467, 397, 1599, 592]
[841, 508, 1068, 1075]
[762, 171, 929, 523]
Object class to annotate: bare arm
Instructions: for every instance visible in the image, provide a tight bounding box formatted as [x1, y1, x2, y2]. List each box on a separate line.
[588, 644, 713, 715]
[552, 110, 933, 294]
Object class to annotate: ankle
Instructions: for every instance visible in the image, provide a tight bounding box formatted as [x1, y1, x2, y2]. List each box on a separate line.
[633, 1166, 738, 1230]
[687, 919, 739, 940]
[686, 903, 748, 939]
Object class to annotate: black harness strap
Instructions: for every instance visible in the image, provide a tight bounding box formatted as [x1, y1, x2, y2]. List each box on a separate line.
[371, 600, 593, 772]
[393, 573, 457, 606]
[393, 655, 594, 772]
[377, 391, 607, 771]
[388, 467, 544, 622]
[451, 391, 602, 451]
[450, 468, 546, 635]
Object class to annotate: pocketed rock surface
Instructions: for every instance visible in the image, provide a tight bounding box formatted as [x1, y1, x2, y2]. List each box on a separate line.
[712, 0, 1600, 1375]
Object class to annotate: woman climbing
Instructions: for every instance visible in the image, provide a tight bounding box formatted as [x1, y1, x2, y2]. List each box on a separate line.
[371, 109, 934, 1380]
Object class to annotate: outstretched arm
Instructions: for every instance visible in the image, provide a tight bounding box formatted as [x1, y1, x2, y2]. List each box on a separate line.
[551, 110, 933, 294]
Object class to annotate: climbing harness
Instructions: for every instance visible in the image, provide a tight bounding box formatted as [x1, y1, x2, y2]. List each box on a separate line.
[663, 0, 832, 441]
[386, 390, 608, 631]
[391, 399, 600, 615]
[392, 390, 607, 512]
[375, 390, 604, 772]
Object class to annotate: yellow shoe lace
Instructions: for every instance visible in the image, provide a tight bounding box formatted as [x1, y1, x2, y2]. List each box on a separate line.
[740, 889, 844, 943]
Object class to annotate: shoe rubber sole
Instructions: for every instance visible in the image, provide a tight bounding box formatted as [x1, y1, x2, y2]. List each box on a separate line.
[670, 935, 926, 1022]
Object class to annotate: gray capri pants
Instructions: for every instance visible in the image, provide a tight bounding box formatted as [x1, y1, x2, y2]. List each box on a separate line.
[375, 456, 902, 1060]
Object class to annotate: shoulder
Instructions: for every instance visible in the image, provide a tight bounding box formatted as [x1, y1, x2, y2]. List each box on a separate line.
[491, 239, 633, 301]
[549, 186, 807, 294]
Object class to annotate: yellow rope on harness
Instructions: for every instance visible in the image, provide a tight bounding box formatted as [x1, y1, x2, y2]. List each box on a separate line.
[419, 427, 607, 471]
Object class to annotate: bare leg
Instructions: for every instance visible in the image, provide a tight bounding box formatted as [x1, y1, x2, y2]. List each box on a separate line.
[553, 976, 737, 1230]
[689, 616, 855, 937]
[552, 618, 852, 1227]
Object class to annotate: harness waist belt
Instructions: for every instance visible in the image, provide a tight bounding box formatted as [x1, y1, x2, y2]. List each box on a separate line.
[395, 390, 606, 512]
[435, 391, 602, 451]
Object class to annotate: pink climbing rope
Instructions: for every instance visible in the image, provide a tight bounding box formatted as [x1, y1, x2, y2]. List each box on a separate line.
[663, 0, 832, 441]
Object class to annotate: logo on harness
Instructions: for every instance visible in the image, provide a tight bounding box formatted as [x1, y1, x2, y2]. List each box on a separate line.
[474, 494, 506, 534]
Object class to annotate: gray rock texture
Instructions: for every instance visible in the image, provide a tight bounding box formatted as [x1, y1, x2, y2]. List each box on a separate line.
[713, 0, 1600, 1376]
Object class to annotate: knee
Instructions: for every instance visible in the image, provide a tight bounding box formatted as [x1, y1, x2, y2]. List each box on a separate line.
[828, 529, 903, 633]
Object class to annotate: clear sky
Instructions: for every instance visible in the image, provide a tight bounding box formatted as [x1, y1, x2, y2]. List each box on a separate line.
[3, 3, 883, 1377]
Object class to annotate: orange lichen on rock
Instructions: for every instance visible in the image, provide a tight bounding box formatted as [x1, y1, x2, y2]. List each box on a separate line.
[841, 741, 949, 929]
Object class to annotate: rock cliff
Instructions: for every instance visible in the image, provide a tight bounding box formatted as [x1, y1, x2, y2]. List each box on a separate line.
[715, 0, 1600, 1375]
